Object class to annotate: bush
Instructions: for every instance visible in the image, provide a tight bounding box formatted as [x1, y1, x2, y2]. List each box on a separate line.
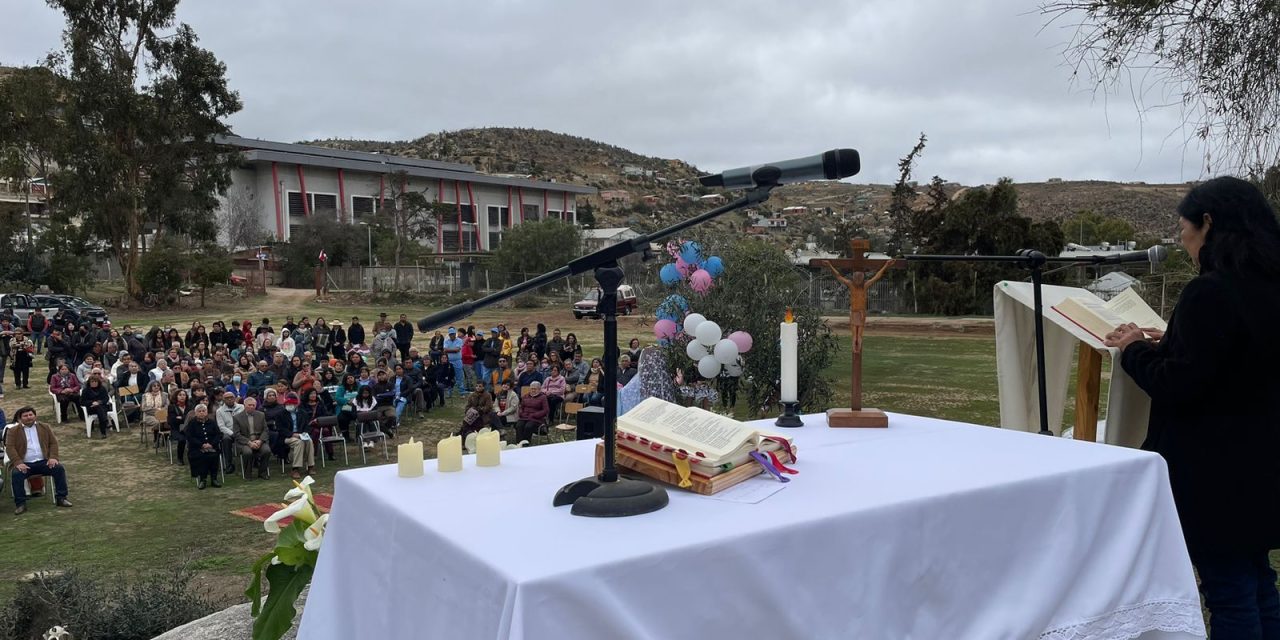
[0, 565, 215, 640]
[136, 237, 185, 301]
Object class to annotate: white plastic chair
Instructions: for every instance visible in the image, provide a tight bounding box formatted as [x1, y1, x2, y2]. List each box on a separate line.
[48, 392, 63, 424]
[81, 403, 121, 438]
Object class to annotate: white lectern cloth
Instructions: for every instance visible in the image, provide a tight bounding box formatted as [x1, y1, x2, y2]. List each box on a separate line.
[994, 281, 1152, 447]
[299, 413, 1203, 640]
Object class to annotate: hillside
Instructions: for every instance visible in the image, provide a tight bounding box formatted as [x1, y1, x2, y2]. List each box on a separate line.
[303, 128, 1190, 240]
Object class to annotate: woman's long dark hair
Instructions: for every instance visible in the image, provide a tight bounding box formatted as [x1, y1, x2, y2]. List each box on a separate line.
[1179, 176, 1280, 279]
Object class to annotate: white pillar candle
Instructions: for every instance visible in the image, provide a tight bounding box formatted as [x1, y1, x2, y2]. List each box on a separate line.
[780, 308, 798, 403]
[476, 431, 501, 467]
[437, 435, 463, 472]
[397, 437, 424, 477]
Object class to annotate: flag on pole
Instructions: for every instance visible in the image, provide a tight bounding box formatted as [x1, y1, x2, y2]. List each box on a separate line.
[318, 249, 328, 263]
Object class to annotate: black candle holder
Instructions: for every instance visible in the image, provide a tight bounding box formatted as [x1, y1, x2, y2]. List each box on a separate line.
[775, 401, 804, 428]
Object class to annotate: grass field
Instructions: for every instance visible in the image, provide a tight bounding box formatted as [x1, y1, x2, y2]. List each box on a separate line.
[0, 287, 1106, 606]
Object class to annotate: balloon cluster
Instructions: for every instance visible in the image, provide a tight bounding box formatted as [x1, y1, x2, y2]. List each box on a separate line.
[680, 313, 752, 379]
[659, 241, 724, 294]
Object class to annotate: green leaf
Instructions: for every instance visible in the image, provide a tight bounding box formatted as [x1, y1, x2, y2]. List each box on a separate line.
[273, 544, 308, 567]
[245, 552, 276, 617]
[252, 563, 314, 640]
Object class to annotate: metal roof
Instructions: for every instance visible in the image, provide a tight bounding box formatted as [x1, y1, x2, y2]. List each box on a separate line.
[218, 135, 597, 195]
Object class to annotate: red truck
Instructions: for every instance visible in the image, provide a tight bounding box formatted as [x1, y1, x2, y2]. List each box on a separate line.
[572, 285, 638, 319]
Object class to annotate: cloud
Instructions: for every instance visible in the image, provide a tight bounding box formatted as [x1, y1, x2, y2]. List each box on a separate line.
[0, 0, 1208, 184]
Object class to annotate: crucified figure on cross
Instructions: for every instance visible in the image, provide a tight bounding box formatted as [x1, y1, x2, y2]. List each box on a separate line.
[810, 238, 902, 427]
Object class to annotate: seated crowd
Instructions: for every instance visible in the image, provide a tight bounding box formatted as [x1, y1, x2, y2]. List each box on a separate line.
[3, 309, 648, 488]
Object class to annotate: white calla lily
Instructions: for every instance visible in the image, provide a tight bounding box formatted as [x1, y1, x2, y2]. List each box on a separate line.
[284, 476, 315, 502]
[263, 495, 318, 533]
[303, 514, 329, 551]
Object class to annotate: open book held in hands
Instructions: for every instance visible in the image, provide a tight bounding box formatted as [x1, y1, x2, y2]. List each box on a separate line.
[1051, 288, 1167, 343]
[616, 397, 795, 477]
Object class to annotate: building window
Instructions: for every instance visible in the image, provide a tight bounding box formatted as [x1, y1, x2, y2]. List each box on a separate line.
[286, 191, 339, 217]
[522, 203, 540, 222]
[547, 209, 562, 221]
[352, 196, 375, 218]
[459, 204, 476, 224]
[462, 225, 478, 252]
[287, 192, 306, 217]
[312, 193, 338, 214]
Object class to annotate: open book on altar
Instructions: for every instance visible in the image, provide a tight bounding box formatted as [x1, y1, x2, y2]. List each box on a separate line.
[616, 397, 794, 477]
[1050, 288, 1167, 343]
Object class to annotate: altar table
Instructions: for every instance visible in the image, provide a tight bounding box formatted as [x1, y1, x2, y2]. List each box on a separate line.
[298, 413, 1204, 639]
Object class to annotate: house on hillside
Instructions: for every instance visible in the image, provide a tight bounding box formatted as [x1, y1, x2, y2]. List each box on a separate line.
[642, 195, 660, 206]
[781, 206, 808, 216]
[215, 135, 595, 254]
[751, 217, 787, 230]
[600, 190, 632, 206]
[699, 193, 726, 205]
[582, 227, 641, 252]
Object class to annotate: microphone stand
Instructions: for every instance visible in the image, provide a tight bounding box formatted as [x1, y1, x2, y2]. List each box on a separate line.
[418, 183, 777, 517]
[904, 251, 1055, 434]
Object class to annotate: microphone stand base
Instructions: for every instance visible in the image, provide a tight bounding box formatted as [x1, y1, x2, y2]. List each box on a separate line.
[553, 476, 670, 518]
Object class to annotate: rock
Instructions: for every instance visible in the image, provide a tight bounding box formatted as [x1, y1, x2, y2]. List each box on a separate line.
[151, 587, 307, 640]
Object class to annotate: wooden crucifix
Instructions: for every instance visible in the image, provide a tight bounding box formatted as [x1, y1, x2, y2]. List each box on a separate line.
[811, 238, 904, 428]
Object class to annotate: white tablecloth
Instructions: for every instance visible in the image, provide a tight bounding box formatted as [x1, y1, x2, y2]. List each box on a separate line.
[298, 413, 1205, 640]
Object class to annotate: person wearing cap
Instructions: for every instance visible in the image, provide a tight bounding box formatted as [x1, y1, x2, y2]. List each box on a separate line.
[443, 327, 465, 395]
[279, 392, 315, 479]
[375, 312, 390, 334]
[481, 329, 502, 387]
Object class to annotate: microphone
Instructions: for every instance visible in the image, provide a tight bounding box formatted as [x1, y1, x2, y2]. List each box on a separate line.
[698, 149, 860, 189]
[1094, 245, 1168, 265]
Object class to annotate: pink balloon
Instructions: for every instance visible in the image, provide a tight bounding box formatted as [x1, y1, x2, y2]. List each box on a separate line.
[728, 330, 753, 353]
[675, 257, 695, 278]
[690, 269, 713, 293]
[653, 319, 678, 340]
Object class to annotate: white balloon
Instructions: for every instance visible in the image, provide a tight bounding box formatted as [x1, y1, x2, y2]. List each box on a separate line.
[697, 354, 722, 379]
[694, 320, 721, 346]
[685, 339, 709, 360]
[713, 338, 739, 365]
[682, 313, 706, 335]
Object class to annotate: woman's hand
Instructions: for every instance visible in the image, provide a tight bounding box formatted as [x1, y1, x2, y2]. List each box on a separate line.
[1104, 323, 1147, 351]
[1140, 327, 1164, 343]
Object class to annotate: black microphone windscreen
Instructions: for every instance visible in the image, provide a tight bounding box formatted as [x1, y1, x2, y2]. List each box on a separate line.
[823, 149, 860, 180]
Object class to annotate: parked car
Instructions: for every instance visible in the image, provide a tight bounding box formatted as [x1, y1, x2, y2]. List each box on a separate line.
[229, 274, 248, 286]
[573, 285, 638, 319]
[35, 294, 110, 325]
[0, 293, 62, 325]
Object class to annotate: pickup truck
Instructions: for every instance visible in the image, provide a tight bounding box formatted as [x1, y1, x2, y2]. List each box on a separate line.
[572, 285, 639, 319]
[0, 293, 63, 326]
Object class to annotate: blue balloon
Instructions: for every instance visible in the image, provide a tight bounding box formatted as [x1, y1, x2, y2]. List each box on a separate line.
[679, 241, 703, 266]
[703, 256, 725, 277]
[660, 263, 682, 286]
[656, 294, 688, 321]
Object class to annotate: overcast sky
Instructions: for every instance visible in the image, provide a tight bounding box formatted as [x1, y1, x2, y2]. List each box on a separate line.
[1, 0, 1207, 185]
